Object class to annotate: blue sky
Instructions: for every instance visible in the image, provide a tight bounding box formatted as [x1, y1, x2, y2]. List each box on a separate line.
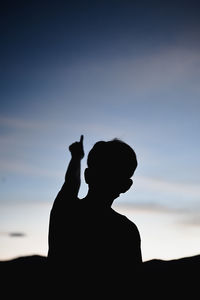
[1, 0, 200, 261]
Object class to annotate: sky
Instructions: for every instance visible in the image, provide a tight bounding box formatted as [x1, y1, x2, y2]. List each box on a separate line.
[1, 0, 200, 261]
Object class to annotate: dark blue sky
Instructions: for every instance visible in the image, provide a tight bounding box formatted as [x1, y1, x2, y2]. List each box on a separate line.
[2, 1, 200, 64]
[2, 0, 200, 116]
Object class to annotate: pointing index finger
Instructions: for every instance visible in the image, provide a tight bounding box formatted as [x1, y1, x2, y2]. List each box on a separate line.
[80, 135, 84, 144]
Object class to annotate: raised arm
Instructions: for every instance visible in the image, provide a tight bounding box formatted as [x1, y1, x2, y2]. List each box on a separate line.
[48, 136, 84, 259]
[65, 135, 84, 196]
[54, 135, 84, 205]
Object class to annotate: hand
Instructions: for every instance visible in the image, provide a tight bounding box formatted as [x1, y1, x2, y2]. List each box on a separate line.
[69, 135, 84, 159]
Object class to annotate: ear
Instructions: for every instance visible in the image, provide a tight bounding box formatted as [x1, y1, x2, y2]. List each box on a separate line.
[120, 178, 133, 193]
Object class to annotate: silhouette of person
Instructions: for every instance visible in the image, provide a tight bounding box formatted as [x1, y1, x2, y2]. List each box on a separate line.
[48, 135, 142, 294]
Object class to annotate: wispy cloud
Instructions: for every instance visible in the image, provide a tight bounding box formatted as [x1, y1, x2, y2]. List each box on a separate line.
[0, 116, 43, 130]
[63, 43, 200, 102]
[135, 176, 200, 199]
[0, 231, 26, 238]
[0, 159, 62, 179]
[8, 232, 26, 238]
[114, 201, 185, 214]
[130, 46, 200, 92]
[114, 201, 200, 228]
[181, 215, 200, 227]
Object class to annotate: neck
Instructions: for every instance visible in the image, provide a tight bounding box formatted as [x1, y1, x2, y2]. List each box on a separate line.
[83, 189, 116, 209]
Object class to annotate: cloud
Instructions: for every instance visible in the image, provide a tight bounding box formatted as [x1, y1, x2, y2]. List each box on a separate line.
[181, 216, 200, 227]
[135, 175, 200, 199]
[62, 42, 200, 102]
[131, 46, 200, 91]
[8, 232, 26, 238]
[114, 201, 185, 214]
[0, 116, 43, 131]
[0, 231, 26, 237]
[0, 159, 62, 178]
[114, 201, 200, 228]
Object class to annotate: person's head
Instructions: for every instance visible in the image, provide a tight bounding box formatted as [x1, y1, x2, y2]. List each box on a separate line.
[84, 139, 138, 201]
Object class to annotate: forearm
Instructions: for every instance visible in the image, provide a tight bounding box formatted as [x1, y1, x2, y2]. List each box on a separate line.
[51, 136, 84, 207]
[51, 156, 81, 212]
[64, 157, 81, 196]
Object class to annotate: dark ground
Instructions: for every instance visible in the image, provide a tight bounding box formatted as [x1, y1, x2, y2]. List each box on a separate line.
[0, 254, 199, 298]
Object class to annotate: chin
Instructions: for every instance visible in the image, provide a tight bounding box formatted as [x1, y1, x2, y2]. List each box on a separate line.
[110, 192, 120, 199]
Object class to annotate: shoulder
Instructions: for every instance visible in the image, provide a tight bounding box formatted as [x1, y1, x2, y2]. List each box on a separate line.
[112, 209, 141, 237]
[51, 194, 79, 213]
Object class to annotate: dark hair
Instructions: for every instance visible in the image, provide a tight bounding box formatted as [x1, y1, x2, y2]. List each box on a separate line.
[87, 139, 137, 179]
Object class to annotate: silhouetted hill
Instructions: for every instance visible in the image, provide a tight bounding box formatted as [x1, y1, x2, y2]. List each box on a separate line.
[1, 254, 199, 297]
[143, 255, 200, 297]
[0, 255, 47, 297]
